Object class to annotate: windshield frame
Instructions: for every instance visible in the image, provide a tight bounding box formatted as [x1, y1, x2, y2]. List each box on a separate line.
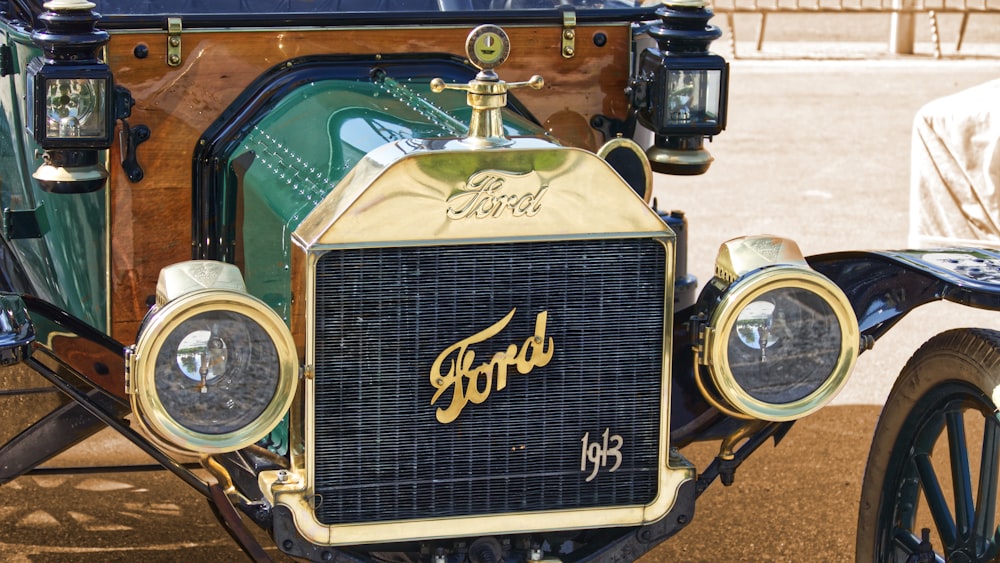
[8, 1, 659, 30]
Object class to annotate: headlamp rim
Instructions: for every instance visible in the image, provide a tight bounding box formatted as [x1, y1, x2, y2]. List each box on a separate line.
[703, 265, 859, 422]
[130, 289, 298, 454]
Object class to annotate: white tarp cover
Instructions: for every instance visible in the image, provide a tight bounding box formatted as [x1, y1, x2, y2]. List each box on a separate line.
[909, 78, 1000, 248]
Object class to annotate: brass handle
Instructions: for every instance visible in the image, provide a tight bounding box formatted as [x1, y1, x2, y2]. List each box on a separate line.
[430, 75, 543, 95]
[428, 77, 453, 94]
[509, 75, 545, 91]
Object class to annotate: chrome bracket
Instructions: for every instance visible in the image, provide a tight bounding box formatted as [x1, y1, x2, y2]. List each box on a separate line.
[166, 17, 182, 67]
[561, 8, 576, 58]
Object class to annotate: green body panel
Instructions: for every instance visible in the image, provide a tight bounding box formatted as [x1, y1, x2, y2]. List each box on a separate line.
[0, 24, 107, 332]
[232, 75, 545, 318]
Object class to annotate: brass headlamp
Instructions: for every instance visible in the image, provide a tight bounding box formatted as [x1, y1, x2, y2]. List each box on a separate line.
[693, 236, 859, 421]
[128, 261, 298, 454]
[632, 0, 729, 175]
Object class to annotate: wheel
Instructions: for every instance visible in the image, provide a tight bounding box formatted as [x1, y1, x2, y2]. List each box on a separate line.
[857, 328, 1000, 562]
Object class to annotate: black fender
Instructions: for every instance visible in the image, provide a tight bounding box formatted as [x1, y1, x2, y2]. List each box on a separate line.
[0, 295, 130, 483]
[808, 248, 1000, 344]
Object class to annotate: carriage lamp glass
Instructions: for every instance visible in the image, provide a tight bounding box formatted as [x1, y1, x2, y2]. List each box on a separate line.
[130, 290, 298, 454]
[26, 60, 113, 148]
[636, 52, 729, 139]
[663, 65, 724, 132]
[698, 266, 859, 422]
[46, 77, 105, 138]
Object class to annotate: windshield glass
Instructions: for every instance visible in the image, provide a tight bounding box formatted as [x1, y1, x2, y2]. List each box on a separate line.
[90, 1, 650, 16]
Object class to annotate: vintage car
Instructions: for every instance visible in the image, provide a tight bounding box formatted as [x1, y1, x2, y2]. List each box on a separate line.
[1, 0, 999, 561]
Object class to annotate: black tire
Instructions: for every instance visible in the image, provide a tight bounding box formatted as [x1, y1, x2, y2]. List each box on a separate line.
[857, 328, 1000, 562]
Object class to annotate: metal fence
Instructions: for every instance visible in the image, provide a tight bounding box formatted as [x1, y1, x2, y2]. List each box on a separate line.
[708, 0, 1000, 58]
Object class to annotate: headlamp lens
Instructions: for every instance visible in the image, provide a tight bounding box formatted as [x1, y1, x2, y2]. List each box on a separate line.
[45, 78, 105, 138]
[726, 287, 843, 404]
[153, 310, 279, 435]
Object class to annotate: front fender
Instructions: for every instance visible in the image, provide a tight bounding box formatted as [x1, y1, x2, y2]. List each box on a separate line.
[808, 248, 1000, 343]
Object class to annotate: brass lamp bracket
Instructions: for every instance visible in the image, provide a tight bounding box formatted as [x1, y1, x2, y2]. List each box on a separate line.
[430, 25, 542, 147]
[166, 17, 182, 67]
[719, 420, 768, 461]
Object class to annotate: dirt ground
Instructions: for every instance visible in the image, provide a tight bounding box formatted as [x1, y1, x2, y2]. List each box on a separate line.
[648, 405, 880, 562]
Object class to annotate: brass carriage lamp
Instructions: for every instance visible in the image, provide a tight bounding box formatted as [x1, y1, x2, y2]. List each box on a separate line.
[633, 0, 729, 175]
[27, 0, 116, 193]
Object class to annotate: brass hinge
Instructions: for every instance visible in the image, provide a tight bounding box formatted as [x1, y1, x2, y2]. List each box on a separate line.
[166, 17, 182, 67]
[561, 8, 576, 58]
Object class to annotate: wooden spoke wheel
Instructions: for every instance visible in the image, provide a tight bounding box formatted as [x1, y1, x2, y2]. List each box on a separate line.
[858, 329, 1000, 562]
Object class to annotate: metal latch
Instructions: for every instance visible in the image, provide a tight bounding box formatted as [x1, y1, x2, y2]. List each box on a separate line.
[124, 345, 135, 395]
[561, 8, 576, 58]
[166, 17, 182, 67]
[0, 45, 12, 77]
[690, 314, 711, 366]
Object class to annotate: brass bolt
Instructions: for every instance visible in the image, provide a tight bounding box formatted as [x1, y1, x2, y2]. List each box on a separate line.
[563, 29, 575, 40]
[563, 46, 574, 57]
[168, 36, 180, 47]
[168, 54, 180, 65]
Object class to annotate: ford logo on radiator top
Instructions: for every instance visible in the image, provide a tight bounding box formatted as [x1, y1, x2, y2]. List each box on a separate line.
[429, 308, 554, 424]
[447, 171, 548, 220]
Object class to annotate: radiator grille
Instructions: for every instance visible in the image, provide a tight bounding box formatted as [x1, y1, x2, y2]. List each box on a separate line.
[312, 238, 667, 525]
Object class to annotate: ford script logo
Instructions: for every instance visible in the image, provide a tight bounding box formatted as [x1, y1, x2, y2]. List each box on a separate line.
[446, 170, 548, 220]
[429, 308, 554, 424]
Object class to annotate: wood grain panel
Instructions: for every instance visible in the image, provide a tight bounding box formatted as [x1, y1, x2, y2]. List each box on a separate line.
[107, 23, 633, 342]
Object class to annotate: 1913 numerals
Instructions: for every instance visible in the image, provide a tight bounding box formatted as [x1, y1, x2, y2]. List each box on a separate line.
[581, 428, 623, 482]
